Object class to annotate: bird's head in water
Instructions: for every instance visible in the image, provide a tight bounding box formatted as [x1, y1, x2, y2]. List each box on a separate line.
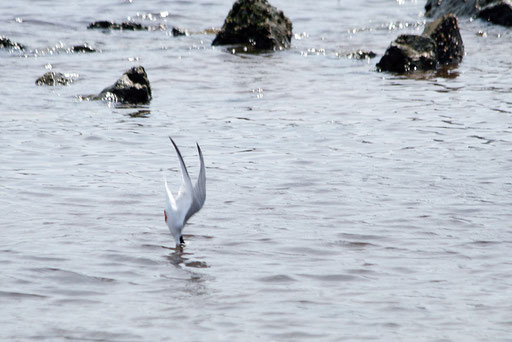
[174, 234, 185, 248]
[164, 209, 185, 247]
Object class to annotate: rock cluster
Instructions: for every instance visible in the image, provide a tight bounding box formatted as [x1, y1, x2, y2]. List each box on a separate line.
[21, 1, 499, 103]
[377, 14, 464, 73]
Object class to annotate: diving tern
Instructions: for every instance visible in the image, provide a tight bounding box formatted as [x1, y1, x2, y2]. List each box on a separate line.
[164, 137, 206, 247]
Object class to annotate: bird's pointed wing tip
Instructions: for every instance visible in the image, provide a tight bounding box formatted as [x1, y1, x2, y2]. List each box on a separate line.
[169, 137, 183, 158]
[169, 136, 177, 148]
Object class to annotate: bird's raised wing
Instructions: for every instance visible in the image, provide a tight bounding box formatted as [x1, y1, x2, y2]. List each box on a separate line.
[163, 173, 177, 211]
[185, 143, 206, 223]
[169, 137, 194, 223]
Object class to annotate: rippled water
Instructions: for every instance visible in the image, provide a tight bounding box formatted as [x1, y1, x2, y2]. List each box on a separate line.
[1, 0, 512, 341]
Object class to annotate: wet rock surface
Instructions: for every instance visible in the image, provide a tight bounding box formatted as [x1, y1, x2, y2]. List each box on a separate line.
[376, 34, 437, 73]
[422, 14, 464, 65]
[97, 66, 151, 104]
[0, 36, 25, 50]
[212, 0, 292, 50]
[88, 21, 149, 31]
[35, 72, 73, 86]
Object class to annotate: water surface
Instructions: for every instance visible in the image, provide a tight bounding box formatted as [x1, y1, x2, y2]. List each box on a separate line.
[1, 0, 512, 341]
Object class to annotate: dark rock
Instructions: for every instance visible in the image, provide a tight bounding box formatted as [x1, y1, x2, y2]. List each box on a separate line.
[0, 36, 24, 50]
[98, 66, 151, 104]
[425, 0, 478, 18]
[376, 34, 437, 73]
[347, 50, 377, 60]
[72, 44, 96, 53]
[88, 21, 148, 31]
[35, 72, 72, 86]
[425, 0, 512, 26]
[478, 1, 512, 26]
[212, 0, 293, 50]
[171, 27, 188, 36]
[422, 14, 464, 65]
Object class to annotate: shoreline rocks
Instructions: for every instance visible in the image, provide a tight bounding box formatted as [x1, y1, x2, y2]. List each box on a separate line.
[212, 0, 293, 50]
[97, 66, 151, 104]
[35, 72, 73, 86]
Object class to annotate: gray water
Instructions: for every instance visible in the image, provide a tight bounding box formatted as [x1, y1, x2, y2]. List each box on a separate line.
[1, 0, 512, 341]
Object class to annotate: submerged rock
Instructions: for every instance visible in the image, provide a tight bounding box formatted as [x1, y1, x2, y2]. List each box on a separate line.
[98, 66, 151, 104]
[212, 0, 293, 50]
[35, 72, 73, 86]
[88, 21, 148, 31]
[72, 44, 96, 53]
[347, 50, 377, 60]
[422, 14, 464, 65]
[0, 36, 24, 50]
[171, 27, 188, 37]
[478, 1, 512, 26]
[376, 34, 437, 73]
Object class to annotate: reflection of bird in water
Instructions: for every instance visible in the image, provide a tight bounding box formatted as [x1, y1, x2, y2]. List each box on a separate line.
[166, 249, 209, 269]
[163, 137, 206, 247]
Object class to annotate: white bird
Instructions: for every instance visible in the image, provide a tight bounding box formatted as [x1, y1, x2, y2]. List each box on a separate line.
[164, 137, 206, 247]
